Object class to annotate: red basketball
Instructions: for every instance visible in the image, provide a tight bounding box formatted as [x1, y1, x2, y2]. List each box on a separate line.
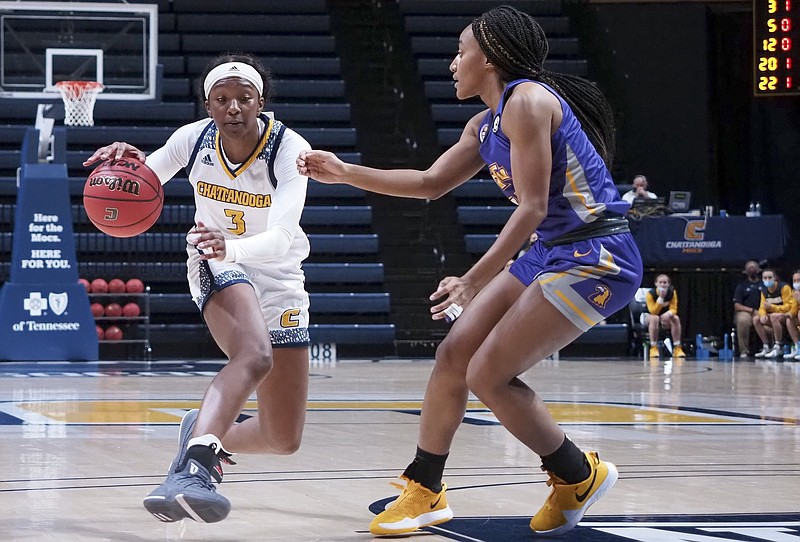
[90, 302, 105, 318]
[126, 278, 145, 293]
[122, 302, 141, 317]
[108, 278, 126, 293]
[96, 325, 105, 340]
[105, 303, 123, 317]
[79, 278, 91, 293]
[105, 325, 123, 341]
[83, 158, 163, 238]
[91, 278, 108, 293]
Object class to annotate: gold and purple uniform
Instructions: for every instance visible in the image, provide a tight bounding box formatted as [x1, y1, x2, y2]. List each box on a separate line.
[479, 80, 643, 331]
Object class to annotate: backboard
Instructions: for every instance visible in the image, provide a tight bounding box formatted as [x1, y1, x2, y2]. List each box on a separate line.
[0, 2, 157, 100]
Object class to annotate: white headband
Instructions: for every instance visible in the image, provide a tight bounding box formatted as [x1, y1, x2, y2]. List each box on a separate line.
[203, 62, 264, 98]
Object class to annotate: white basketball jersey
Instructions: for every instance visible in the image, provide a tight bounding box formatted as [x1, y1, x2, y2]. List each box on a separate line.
[147, 114, 311, 270]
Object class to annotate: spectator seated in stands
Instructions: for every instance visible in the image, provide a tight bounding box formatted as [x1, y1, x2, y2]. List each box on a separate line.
[645, 274, 686, 359]
[621, 174, 657, 204]
[732, 260, 762, 358]
[753, 268, 798, 359]
[789, 270, 800, 360]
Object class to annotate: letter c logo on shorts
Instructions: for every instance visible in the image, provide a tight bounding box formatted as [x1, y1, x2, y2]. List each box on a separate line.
[684, 220, 706, 241]
[280, 308, 301, 328]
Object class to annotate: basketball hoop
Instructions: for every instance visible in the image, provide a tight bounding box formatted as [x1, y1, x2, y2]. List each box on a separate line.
[55, 81, 104, 126]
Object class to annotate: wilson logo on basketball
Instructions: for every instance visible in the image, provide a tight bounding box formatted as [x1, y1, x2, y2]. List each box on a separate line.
[88, 175, 141, 196]
[113, 158, 142, 172]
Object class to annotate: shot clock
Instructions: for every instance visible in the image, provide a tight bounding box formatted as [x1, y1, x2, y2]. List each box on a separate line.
[754, 0, 800, 95]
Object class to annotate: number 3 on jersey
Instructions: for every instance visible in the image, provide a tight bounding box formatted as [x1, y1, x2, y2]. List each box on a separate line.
[224, 209, 246, 235]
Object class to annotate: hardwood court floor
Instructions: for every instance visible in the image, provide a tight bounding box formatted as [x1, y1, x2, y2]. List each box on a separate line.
[0, 357, 798, 541]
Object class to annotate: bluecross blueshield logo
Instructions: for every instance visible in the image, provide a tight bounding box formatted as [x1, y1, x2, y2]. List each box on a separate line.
[23, 292, 47, 316]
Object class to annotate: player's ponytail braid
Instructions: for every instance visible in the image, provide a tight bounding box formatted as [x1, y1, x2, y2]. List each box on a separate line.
[472, 6, 616, 167]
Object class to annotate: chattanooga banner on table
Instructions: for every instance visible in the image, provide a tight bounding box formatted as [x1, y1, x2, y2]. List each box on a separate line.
[630, 215, 786, 266]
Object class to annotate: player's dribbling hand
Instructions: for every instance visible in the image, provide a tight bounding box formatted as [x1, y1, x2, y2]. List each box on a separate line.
[296, 150, 348, 184]
[187, 221, 227, 261]
[83, 142, 146, 166]
[429, 276, 476, 321]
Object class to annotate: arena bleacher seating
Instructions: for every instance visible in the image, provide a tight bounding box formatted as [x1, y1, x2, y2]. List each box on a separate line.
[0, 0, 395, 358]
[0, 1, 637, 359]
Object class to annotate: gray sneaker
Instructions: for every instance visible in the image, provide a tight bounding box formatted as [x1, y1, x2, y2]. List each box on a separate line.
[143, 457, 231, 523]
[168, 409, 199, 474]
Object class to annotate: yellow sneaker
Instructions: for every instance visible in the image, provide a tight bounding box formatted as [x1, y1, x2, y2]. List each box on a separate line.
[649, 345, 660, 359]
[530, 451, 618, 536]
[369, 476, 453, 535]
[672, 345, 686, 358]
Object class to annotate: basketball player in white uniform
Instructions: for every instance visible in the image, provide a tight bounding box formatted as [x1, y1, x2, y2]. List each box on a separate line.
[84, 54, 312, 523]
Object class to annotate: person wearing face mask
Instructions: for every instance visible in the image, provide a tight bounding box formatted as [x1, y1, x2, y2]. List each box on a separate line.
[788, 270, 800, 360]
[753, 269, 798, 359]
[732, 260, 762, 358]
[645, 274, 685, 359]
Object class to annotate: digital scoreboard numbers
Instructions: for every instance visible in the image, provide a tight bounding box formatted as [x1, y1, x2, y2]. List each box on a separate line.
[754, 0, 800, 96]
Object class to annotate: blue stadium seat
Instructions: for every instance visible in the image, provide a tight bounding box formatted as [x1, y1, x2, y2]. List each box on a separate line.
[171, 0, 327, 13]
[418, 58, 587, 79]
[147, 322, 395, 348]
[273, 80, 347, 99]
[0, 101, 196, 123]
[0, 124, 356, 149]
[457, 206, 514, 226]
[0, 232, 379, 256]
[303, 263, 384, 284]
[0, 176, 366, 200]
[176, 14, 331, 34]
[464, 234, 497, 254]
[0, 262, 385, 286]
[270, 103, 351, 123]
[309, 324, 395, 344]
[182, 35, 336, 55]
[404, 15, 570, 36]
[148, 292, 390, 314]
[451, 178, 503, 200]
[0, 150, 363, 174]
[186, 57, 342, 77]
[69, 204, 372, 228]
[410, 36, 578, 57]
[308, 234, 379, 254]
[398, 0, 562, 16]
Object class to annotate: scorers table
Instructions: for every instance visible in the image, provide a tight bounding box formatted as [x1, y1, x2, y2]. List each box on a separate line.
[630, 214, 786, 267]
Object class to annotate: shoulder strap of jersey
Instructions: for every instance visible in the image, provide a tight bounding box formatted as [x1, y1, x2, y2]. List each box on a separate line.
[184, 119, 215, 177]
[267, 122, 287, 189]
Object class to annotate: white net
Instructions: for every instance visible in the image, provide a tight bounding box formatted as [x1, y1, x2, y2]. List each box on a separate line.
[55, 81, 104, 126]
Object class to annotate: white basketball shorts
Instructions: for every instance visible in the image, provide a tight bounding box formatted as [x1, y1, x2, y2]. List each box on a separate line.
[186, 248, 310, 348]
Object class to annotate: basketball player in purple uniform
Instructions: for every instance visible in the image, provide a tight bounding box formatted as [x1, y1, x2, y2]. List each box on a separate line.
[298, 5, 642, 537]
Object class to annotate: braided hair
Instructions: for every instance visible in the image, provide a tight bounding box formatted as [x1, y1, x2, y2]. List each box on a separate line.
[472, 5, 616, 167]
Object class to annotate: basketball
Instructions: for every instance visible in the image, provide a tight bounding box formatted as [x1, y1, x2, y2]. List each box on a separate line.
[105, 325, 123, 341]
[126, 278, 145, 293]
[90, 278, 108, 293]
[79, 278, 91, 293]
[90, 302, 104, 318]
[108, 278, 126, 293]
[83, 158, 164, 238]
[104, 303, 123, 317]
[122, 302, 141, 317]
